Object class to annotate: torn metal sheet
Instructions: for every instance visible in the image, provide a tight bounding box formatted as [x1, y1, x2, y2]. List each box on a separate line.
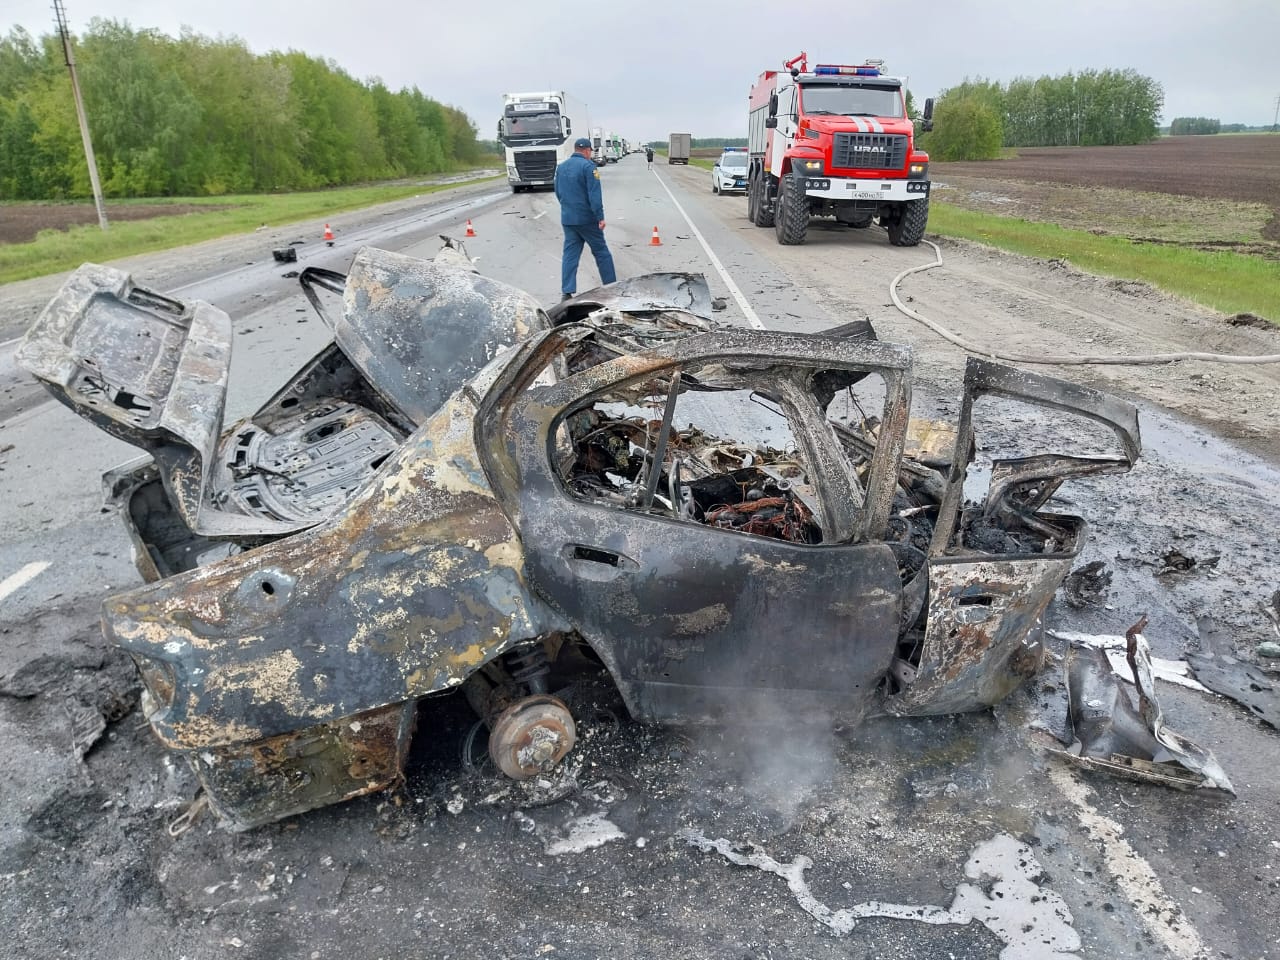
[546, 273, 714, 324]
[1185, 617, 1279, 729]
[1054, 618, 1233, 793]
[16, 242, 1145, 829]
[1048, 630, 1210, 693]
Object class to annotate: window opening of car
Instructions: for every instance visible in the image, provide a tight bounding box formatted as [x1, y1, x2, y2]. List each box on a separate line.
[556, 361, 828, 544]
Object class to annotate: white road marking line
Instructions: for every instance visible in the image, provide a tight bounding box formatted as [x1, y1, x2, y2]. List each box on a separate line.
[0, 560, 51, 604]
[649, 170, 765, 330]
[1048, 767, 1206, 959]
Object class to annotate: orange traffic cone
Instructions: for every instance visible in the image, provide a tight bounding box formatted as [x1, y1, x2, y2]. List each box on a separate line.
[465, 219, 476, 238]
[323, 223, 335, 246]
[649, 226, 662, 246]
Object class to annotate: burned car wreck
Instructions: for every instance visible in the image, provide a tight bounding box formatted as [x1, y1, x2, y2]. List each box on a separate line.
[19, 245, 1149, 829]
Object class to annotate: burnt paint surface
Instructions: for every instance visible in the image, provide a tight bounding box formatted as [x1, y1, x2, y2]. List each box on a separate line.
[104, 387, 563, 750]
[885, 550, 1072, 716]
[497, 329, 911, 723]
[891, 357, 1140, 715]
[337, 246, 548, 424]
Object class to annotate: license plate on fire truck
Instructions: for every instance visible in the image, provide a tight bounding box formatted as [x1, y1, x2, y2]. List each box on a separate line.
[847, 188, 881, 200]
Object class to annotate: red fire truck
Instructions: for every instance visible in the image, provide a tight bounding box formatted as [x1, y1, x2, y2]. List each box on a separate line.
[747, 53, 934, 246]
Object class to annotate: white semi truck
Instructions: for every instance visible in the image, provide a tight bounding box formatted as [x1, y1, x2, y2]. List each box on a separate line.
[498, 91, 590, 192]
[590, 127, 606, 166]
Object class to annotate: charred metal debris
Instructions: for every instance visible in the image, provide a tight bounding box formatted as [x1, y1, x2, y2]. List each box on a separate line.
[19, 242, 1175, 829]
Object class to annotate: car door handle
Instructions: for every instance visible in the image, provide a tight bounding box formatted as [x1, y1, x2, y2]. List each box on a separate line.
[563, 544, 636, 581]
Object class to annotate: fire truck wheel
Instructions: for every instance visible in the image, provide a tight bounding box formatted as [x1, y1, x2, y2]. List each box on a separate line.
[752, 174, 773, 227]
[887, 197, 929, 246]
[752, 173, 775, 227]
[775, 175, 808, 245]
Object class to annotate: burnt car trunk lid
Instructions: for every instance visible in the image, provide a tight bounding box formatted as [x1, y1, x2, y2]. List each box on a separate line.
[17, 263, 231, 530]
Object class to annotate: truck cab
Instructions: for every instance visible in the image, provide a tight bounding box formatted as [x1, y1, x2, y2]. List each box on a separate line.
[499, 91, 588, 193]
[747, 55, 934, 246]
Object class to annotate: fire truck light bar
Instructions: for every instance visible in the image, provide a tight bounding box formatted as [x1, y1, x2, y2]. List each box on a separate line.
[813, 65, 881, 76]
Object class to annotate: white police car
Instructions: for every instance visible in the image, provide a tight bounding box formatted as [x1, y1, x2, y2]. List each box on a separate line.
[711, 149, 748, 195]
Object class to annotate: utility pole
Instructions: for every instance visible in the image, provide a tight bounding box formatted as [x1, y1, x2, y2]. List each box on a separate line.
[1273, 93, 1279, 133]
[53, 0, 108, 230]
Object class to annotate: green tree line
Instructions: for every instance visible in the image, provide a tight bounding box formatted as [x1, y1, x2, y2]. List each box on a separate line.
[1169, 116, 1220, 135]
[0, 21, 487, 200]
[921, 69, 1164, 161]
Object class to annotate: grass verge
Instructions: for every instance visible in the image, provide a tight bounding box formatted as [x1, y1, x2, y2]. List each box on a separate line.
[929, 202, 1280, 323]
[0, 176, 502, 285]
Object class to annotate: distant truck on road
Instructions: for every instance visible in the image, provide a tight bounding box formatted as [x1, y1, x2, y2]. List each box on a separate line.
[746, 53, 934, 246]
[498, 91, 589, 193]
[605, 132, 622, 163]
[667, 133, 691, 164]
[590, 127, 607, 166]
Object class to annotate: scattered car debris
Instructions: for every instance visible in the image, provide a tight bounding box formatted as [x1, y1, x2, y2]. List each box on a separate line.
[1156, 547, 1219, 576]
[1052, 616, 1233, 792]
[1258, 642, 1280, 659]
[1061, 559, 1111, 607]
[281, 270, 300, 279]
[1047, 629, 1209, 693]
[1185, 617, 1278, 729]
[680, 829, 1080, 956]
[272, 248, 297, 263]
[17, 241, 1146, 829]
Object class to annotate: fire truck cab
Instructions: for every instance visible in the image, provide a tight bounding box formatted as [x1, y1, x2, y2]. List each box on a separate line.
[747, 53, 934, 246]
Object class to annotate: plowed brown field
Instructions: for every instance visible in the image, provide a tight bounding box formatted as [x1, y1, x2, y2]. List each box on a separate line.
[936, 135, 1280, 238]
[0, 202, 226, 245]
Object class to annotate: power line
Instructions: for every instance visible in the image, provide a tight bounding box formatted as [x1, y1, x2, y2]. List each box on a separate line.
[52, 0, 108, 231]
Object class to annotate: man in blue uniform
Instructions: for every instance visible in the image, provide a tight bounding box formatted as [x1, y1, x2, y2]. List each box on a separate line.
[554, 137, 617, 300]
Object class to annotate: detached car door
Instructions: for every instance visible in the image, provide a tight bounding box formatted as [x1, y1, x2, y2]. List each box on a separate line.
[497, 329, 914, 724]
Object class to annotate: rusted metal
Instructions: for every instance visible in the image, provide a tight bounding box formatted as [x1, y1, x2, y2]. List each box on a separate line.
[488, 694, 577, 779]
[193, 700, 417, 831]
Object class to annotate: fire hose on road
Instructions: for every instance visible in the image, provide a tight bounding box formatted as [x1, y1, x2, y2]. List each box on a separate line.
[890, 240, 1280, 366]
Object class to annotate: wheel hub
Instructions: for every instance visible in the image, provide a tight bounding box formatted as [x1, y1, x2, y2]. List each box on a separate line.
[488, 694, 577, 780]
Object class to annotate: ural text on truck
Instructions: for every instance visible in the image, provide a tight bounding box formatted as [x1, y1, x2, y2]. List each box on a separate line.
[747, 53, 934, 246]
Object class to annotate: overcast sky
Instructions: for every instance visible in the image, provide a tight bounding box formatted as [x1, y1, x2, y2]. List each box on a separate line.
[4, 0, 1278, 139]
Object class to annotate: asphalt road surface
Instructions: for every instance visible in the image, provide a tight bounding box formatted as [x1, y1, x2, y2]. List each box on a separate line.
[2, 158, 1279, 960]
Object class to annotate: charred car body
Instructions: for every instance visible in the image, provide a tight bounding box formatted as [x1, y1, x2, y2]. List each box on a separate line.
[18, 245, 1144, 829]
